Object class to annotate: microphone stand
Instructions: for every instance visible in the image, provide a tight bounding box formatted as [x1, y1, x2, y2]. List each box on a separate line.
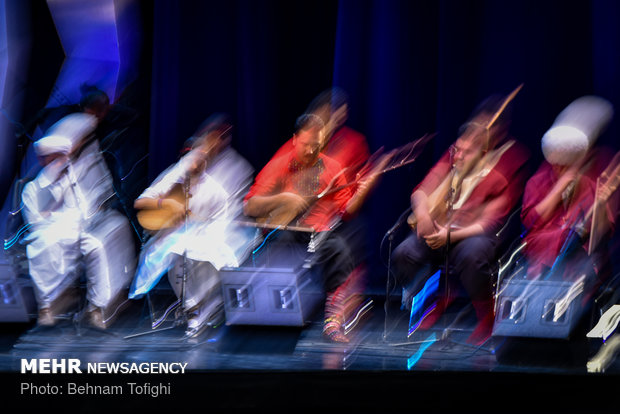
[179, 175, 191, 326]
[438, 157, 492, 351]
[124, 175, 193, 340]
[381, 207, 437, 346]
[382, 209, 410, 342]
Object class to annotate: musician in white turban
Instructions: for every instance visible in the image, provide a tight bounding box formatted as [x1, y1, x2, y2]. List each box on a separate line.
[21, 112, 136, 328]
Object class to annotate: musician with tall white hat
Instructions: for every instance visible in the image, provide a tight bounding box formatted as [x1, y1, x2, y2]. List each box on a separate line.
[521, 96, 617, 291]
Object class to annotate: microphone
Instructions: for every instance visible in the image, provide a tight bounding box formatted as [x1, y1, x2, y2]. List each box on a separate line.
[449, 144, 457, 166]
[386, 208, 411, 236]
[183, 173, 191, 200]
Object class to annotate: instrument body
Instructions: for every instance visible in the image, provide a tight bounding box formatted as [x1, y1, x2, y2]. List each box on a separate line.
[136, 183, 186, 231]
[407, 172, 453, 231]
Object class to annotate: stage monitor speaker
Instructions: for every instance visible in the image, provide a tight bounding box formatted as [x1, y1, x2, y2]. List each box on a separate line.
[220, 248, 324, 327]
[0, 260, 37, 322]
[492, 278, 586, 339]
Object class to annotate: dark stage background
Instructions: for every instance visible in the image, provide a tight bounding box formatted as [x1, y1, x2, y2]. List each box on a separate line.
[2, 0, 620, 291]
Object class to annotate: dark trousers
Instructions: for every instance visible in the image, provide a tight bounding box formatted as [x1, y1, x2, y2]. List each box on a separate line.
[393, 232, 498, 308]
[256, 229, 356, 294]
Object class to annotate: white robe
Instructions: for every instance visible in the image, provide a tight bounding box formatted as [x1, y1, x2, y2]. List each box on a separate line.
[22, 140, 136, 311]
[129, 148, 258, 308]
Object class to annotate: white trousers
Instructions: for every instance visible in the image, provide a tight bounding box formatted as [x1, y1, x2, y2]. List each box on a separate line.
[168, 256, 222, 317]
[27, 210, 136, 310]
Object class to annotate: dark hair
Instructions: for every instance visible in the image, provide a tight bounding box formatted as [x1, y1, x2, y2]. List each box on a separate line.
[180, 113, 233, 155]
[294, 113, 325, 134]
[79, 85, 110, 114]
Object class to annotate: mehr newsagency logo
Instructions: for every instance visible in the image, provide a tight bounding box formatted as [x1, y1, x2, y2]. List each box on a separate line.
[21, 358, 188, 374]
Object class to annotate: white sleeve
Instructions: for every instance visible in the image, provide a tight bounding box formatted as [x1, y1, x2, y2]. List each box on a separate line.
[21, 182, 44, 224]
[138, 163, 184, 200]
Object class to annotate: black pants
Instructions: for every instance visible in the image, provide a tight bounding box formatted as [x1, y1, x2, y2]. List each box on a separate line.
[254, 229, 356, 293]
[393, 232, 498, 308]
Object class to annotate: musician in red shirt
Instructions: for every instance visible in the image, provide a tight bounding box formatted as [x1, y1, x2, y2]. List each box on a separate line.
[393, 95, 529, 346]
[244, 118, 352, 231]
[244, 113, 379, 342]
[521, 130, 597, 280]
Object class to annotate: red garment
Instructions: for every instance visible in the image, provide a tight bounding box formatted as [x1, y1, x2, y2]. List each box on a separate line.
[415, 140, 529, 234]
[244, 150, 352, 232]
[521, 161, 596, 277]
[323, 126, 370, 183]
[272, 126, 370, 189]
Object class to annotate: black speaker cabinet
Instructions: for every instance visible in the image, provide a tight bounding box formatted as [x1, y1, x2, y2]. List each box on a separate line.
[493, 278, 586, 339]
[0, 260, 37, 322]
[220, 247, 324, 326]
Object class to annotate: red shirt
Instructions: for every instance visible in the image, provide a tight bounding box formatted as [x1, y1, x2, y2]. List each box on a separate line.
[244, 150, 352, 232]
[272, 126, 370, 190]
[521, 161, 598, 277]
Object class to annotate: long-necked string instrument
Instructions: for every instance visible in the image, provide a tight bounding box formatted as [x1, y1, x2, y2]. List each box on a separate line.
[486, 84, 523, 134]
[551, 151, 620, 269]
[588, 151, 620, 254]
[318, 132, 435, 200]
[258, 133, 435, 229]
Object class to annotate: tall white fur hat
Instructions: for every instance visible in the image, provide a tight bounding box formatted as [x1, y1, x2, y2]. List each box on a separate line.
[542, 125, 589, 166]
[542, 96, 614, 166]
[553, 95, 613, 145]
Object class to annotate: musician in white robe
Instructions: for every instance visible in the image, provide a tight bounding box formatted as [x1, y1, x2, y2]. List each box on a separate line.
[129, 114, 256, 337]
[22, 113, 136, 328]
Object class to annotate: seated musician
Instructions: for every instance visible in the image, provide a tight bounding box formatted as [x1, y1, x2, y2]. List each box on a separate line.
[393, 95, 529, 346]
[21, 113, 136, 328]
[521, 96, 617, 298]
[270, 88, 373, 321]
[243, 113, 382, 342]
[129, 115, 256, 338]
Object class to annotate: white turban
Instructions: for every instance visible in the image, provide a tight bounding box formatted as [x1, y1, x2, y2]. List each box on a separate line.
[41, 112, 98, 151]
[33, 135, 73, 156]
[541, 125, 589, 166]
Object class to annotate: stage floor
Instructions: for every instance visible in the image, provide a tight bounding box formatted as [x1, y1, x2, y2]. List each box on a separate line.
[0, 294, 610, 371]
[2, 291, 620, 411]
